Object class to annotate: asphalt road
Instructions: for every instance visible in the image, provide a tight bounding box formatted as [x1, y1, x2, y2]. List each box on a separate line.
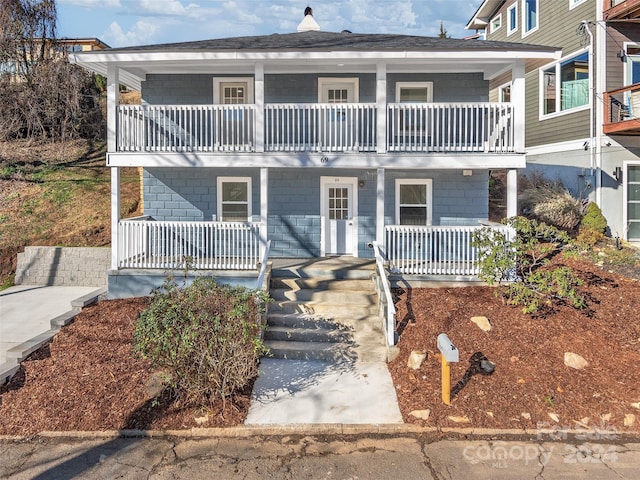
[1, 433, 639, 479]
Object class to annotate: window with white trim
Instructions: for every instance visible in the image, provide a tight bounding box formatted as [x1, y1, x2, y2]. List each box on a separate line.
[522, 0, 539, 36]
[395, 179, 432, 226]
[217, 177, 251, 222]
[499, 82, 511, 102]
[213, 77, 254, 104]
[541, 50, 589, 117]
[507, 3, 518, 35]
[569, 0, 588, 9]
[395, 82, 433, 103]
[490, 14, 502, 33]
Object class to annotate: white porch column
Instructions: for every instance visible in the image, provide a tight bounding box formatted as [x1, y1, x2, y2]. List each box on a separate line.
[506, 168, 518, 219]
[376, 167, 385, 244]
[111, 167, 121, 270]
[376, 62, 387, 154]
[254, 62, 265, 153]
[260, 167, 269, 258]
[511, 59, 525, 153]
[106, 64, 120, 152]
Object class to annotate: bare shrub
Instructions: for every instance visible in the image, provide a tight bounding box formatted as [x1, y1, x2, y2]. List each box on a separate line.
[519, 182, 585, 231]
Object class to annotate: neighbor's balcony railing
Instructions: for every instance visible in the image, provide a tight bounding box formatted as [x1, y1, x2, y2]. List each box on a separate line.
[604, 83, 640, 135]
[385, 224, 513, 276]
[116, 103, 515, 154]
[118, 218, 261, 270]
[604, 0, 640, 20]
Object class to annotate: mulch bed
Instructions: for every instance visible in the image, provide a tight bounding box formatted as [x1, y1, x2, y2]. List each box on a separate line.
[388, 257, 640, 433]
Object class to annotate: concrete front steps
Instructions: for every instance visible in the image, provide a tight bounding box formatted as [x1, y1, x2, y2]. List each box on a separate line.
[264, 259, 388, 363]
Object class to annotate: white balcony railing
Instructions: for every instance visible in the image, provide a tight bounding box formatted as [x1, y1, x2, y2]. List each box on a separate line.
[264, 103, 377, 152]
[387, 103, 514, 153]
[385, 224, 513, 276]
[117, 105, 255, 152]
[118, 219, 261, 270]
[116, 103, 515, 154]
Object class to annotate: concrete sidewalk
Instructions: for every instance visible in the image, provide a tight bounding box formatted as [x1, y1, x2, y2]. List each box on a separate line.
[0, 285, 105, 381]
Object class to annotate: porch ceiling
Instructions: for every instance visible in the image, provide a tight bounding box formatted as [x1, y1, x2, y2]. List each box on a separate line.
[71, 48, 559, 91]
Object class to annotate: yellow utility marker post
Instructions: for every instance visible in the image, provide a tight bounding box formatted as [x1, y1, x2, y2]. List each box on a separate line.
[437, 333, 459, 405]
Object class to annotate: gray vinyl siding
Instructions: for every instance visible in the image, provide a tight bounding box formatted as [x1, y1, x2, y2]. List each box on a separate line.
[486, 0, 596, 148]
[142, 73, 490, 105]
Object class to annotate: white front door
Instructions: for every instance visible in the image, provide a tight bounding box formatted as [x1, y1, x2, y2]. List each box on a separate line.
[321, 176, 358, 256]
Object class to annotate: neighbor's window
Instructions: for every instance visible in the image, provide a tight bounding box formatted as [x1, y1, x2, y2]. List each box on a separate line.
[541, 50, 589, 116]
[395, 179, 432, 226]
[491, 14, 502, 33]
[217, 177, 251, 222]
[522, 0, 538, 36]
[499, 82, 511, 103]
[507, 3, 518, 35]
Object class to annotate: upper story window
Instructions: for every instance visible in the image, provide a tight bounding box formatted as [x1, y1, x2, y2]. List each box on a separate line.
[507, 3, 518, 35]
[217, 177, 251, 222]
[395, 179, 432, 226]
[490, 14, 502, 33]
[213, 77, 254, 104]
[522, 0, 539, 36]
[395, 82, 433, 103]
[569, 0, 588, 9]
[540, 50, 589, 118]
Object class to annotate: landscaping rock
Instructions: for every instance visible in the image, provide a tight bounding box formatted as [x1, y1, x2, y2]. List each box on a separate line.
[407, 350, 427, 370]
[548, 413, 560, 423]
[409, 409, 430, 420]
[470, 316, 491, 332]
[631, 402, 640, 410]
[601, 413, 612, 422]
[624, 414, 636, 427]
[447, 415, 470, 424]
[521, 412, 531, 420]
[564, 352, 589, 370]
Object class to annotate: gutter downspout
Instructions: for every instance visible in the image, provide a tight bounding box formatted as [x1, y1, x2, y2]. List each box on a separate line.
[581, 20, 599, 207]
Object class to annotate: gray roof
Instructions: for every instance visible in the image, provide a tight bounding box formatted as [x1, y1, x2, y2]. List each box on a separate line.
[104, 30, 558, 54]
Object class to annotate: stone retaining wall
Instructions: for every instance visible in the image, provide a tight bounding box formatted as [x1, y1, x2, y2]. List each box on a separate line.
[15, 247, 110, 287]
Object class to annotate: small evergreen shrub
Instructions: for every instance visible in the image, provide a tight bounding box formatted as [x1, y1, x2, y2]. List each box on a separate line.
[133, 277, 269, 407]
[580, 202, 607, 233]
[473, 216, 587, 316]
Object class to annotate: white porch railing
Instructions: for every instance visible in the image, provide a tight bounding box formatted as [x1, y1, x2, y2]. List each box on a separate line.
[264, 103, 377, 152]
[385, 224, 513, 275]
[118, 219, 261, 270]
[117, 105, 256, 152]
[372, 242, 397, 348]
[387, 103, 514, 153]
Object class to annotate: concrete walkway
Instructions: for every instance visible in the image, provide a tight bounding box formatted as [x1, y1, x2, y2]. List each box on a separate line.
[246, 358, 403, 424]
[0, 285, 104, 380]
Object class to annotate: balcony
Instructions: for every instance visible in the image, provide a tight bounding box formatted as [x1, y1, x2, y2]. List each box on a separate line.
[604, 83, 640, 135]
[116, 103, 515, 155]
[604, 0, 640, 20]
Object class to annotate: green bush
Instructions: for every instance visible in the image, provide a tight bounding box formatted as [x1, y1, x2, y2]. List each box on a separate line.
[580, 202, 607, 233]
[133, 277, 269, 407]
[473, 216, 586, 316]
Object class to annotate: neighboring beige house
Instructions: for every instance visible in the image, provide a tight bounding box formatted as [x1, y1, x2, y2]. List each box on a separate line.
[468, 0, 640, 243]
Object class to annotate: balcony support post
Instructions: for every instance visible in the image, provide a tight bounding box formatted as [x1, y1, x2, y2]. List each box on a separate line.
[255, 63, 265, 153]
[376, 167, 385, 244]
[376, 62, 387, 154]
[111, 167, 121, 270]
[260, 167, 269, 260]
[511, 60, 525, 153]
[506, 168, 517, 219]
[106, 64, 120, 152]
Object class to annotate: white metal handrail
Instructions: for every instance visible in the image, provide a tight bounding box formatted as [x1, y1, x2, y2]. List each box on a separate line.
[372, 242, 397, 347]
[118, 219, 260, 270]
[117, 104, 256, 152]
[387, 103, 514, 153]
[385, 224, 513, 275]
[264, 103, 377, 152]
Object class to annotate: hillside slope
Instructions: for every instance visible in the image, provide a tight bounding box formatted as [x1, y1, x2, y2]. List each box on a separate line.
[0, 139, 140, 287]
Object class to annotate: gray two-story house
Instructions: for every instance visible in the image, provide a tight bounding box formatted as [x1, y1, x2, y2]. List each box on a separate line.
[72, 10, 557, 305]
[468, 0, 640, 243]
